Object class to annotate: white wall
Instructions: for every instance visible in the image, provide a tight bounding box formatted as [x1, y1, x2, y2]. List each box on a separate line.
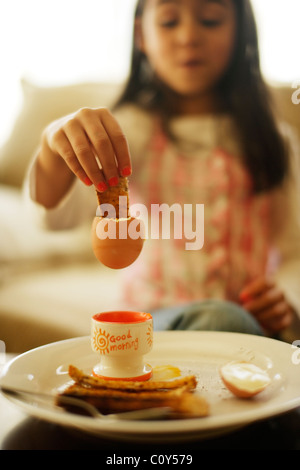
[251, 0, 300, 83]
[0, 0, 136, 145]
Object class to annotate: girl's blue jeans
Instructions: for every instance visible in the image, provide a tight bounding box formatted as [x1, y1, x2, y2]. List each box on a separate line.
[151, 299, 263, 336]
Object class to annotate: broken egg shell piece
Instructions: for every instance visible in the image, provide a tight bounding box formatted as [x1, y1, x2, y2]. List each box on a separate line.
[91, 216, 145, 269]
[220, 361, 271, 398]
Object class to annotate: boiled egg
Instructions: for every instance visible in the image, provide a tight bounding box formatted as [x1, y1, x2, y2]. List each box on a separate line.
[91, 216, 145, 269]
[220, 361, 271, 398]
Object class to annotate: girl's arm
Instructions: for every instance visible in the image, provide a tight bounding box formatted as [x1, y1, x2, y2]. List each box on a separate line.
[33, 107, 132, 209]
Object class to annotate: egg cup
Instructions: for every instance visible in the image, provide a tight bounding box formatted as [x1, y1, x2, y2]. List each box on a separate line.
[91, 311, 153, 381]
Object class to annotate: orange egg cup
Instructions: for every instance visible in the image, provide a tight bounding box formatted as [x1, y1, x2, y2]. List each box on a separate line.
[91, 311, 153, 381]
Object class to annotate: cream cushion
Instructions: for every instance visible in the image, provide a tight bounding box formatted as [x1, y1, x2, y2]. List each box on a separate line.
[0, 79, 121, 187]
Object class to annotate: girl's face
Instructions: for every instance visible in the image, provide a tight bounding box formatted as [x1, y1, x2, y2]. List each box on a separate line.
[138, 0, 236, 112]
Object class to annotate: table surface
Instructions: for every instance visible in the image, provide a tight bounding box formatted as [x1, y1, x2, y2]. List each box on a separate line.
[1, 357, 300, 451]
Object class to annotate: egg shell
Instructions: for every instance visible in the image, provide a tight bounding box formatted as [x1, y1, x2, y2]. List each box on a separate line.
[221, 375, 263, 398]
[220, 361, 271, 398]
[91, 216, 145, 269]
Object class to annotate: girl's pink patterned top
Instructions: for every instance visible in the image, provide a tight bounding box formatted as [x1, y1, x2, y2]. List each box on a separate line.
[122, 120, 273, 312]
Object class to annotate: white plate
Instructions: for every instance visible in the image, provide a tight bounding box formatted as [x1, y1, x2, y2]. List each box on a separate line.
[1, 331, 300, 442]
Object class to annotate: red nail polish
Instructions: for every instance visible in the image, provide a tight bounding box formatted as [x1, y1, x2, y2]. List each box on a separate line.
[240, 292, 250, 303]
[83, 176, 93, 186]
[96, 182, 107, 192]
[121, 166, 132, 177]
[108, 176, 118, 187]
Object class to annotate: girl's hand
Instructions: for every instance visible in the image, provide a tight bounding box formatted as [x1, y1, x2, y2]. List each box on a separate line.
[44, 107, 132, 192]
[239, 276, 293, 333]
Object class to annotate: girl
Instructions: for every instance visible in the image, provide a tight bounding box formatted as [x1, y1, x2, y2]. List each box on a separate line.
[26, 0, 300, 340]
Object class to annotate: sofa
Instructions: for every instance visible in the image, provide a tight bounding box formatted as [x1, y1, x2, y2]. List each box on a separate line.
[0, 78, 299, 353]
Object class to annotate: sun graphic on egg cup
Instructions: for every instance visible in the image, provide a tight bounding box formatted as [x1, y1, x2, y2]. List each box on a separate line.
[92, 328, 110, 355]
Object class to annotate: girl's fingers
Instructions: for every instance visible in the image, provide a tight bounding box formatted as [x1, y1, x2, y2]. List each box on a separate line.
[242, 287, 284, 315]
[47, 107, 132, 191]
[50, 128, 91, 186]
[98, 108, 132, 177]
[239, 276, 274, 303]
[256, 300, 290, 322]
[240, 276, 293, 332]
[258, 303, 293, 332]
[79, 108, 120, 186]
[62, 117, 107, 191]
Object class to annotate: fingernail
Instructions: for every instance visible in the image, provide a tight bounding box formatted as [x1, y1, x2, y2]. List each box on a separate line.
[83, 176, 93, 186]
[96, 181, 107, 192]
[121, 166, 132, 177]
[240, 292, 250, 303]
[108, 176, 119, 187]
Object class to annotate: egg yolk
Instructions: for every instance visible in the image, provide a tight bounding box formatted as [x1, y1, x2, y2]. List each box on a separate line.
[151, 365, 182, 381]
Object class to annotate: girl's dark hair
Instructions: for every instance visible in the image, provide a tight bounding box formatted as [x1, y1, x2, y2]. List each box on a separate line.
[115, 0, 289, 193]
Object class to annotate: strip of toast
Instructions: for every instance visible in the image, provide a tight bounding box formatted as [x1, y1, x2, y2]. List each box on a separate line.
[96, 176, 129, 218]
[68, 365, 197, 391]
[58, 383, 209, 417]
[57, 365, 209, 418]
